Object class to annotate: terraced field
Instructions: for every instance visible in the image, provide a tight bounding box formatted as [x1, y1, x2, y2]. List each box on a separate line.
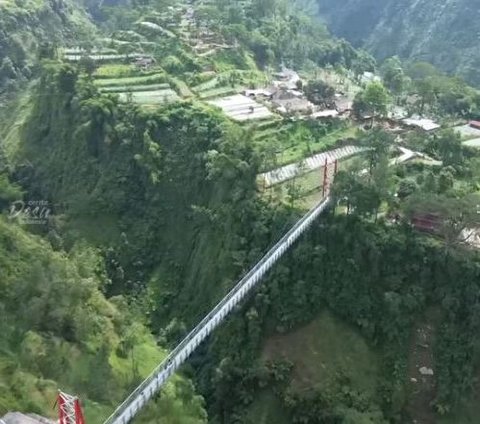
[99, 83, 170, 93]
[192, 70, 266, 99]
[94, 73, 167, 87]
[60, 6, 267, 111]
[251, 120, 284, 142]
[199, 86, 238, 99]
[117, 89, 179, 104]
[208, 95, 274, 122]
[92, 66, 179, 105]
[192, 77, 219, 93]
[94, 64, 153, 79]
[168, 77, 193, 98]
[192, 76, 240, 99]
[64, 53, 145, 62]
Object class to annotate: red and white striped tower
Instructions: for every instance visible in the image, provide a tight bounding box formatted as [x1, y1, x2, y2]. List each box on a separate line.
[322, 157, 328, 197]
[57, 392, 85, 424]
[322, 158, 339, 197]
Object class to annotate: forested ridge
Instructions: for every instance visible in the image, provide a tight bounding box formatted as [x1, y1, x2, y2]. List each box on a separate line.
[316, 0, 480, 86]
[196, 216, 480, 422]
[1, 0, 480, 423]
[19, 63, 273, 326]
[0, 0, 96, 95]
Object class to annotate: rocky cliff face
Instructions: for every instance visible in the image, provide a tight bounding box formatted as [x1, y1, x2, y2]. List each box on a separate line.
[317, 0, 480, 85]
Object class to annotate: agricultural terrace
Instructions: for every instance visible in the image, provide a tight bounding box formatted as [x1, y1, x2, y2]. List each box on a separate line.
[207, 95, 274, 122]
[61, 2, 266, 108]
[94, 67, 180, 105]
[60, 1, 367, 207]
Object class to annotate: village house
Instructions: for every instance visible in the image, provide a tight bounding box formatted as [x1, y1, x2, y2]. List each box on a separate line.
[310, 110, 339, 119]
[133, 56, 156, 69]
[334, 95, 353, 115]
[361, 71, 381, 85]
[402, 117, 440, 132]
[244, 88, 273, 99]
[469, 120, 480, 130]
[388, 105, 409, 121]
[270, 87, 314, 115]
[272, 68, 301, 90]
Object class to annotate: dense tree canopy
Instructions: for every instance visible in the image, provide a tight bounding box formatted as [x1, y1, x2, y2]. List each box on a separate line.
[2, 1, 480, 423]
[353, 81, 390, 120]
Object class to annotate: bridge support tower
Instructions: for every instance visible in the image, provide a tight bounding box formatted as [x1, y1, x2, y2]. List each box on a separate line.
[57, 392, 85, 424]
[322, 158, 338, 197]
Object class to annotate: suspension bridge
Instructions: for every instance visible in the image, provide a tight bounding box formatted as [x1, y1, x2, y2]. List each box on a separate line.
[105, 196, 332, 424]
[8, 154, 344, 424]
[1, 139, 431, 424]
[101, 158, 338, 424]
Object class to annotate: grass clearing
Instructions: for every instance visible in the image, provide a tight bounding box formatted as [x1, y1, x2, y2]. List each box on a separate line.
[192, 77, 219, 93]
[262, 168, 325, 210]
[262, 310, 380, 395]
[94, 73, 167, 87]
[275, 125, 358, 167]
[439, 400, 480, 424]
[118, 89, 179, 104]
[252, 119, 282, 131]
[198, 86, 239, 99]
[83, 401, 113, 424]
[462, 137, 480, 148]
[253, 127, 281, 141]
[261, 156, 361, 210]
[94, 64, 153, 79]
[193, 69, 265, 97]
[168, 76, 193, 97]
[244, 390, 289, 424]
[110, 336, 164, 384]
[79, 335, 167, 423]
[99, 83, 170, 93]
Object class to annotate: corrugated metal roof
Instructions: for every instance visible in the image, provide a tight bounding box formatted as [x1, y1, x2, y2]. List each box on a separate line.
[402, 118, 440, 131]
[469, 120, 480, 128]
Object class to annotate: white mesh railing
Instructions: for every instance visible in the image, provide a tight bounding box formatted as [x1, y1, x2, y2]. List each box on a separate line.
[104, 196, 331, 424]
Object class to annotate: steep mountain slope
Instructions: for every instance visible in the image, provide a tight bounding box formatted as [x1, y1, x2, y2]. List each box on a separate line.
[0, 0, 96, 93]
[200, 216, 480, 423]
[0, 0, 370, 419]
[317, 0, 480, 85]
[0, 211, 207, 423]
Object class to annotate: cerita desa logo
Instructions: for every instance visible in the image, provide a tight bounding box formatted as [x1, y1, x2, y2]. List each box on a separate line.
[9, 200, 51, 224]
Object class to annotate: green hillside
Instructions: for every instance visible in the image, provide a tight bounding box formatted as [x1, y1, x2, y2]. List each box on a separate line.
[0, 0, 96, 94]
[316, 0, 480, 86]
[0, 210, 206, 422]
[2, 0, 480, 423]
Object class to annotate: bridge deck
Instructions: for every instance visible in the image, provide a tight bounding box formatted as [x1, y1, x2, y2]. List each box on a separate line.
[104, 196, 332, 424]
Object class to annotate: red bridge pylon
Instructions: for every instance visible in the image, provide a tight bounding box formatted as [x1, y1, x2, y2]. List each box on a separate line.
[322, 158, 338, 197]
[57, 391, 85, 424]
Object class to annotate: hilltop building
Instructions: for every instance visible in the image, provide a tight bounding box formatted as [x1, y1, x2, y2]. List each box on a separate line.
[402, 117, 440, 132]
[271, 88, 314, 115]
[469, 121, 480, 130]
